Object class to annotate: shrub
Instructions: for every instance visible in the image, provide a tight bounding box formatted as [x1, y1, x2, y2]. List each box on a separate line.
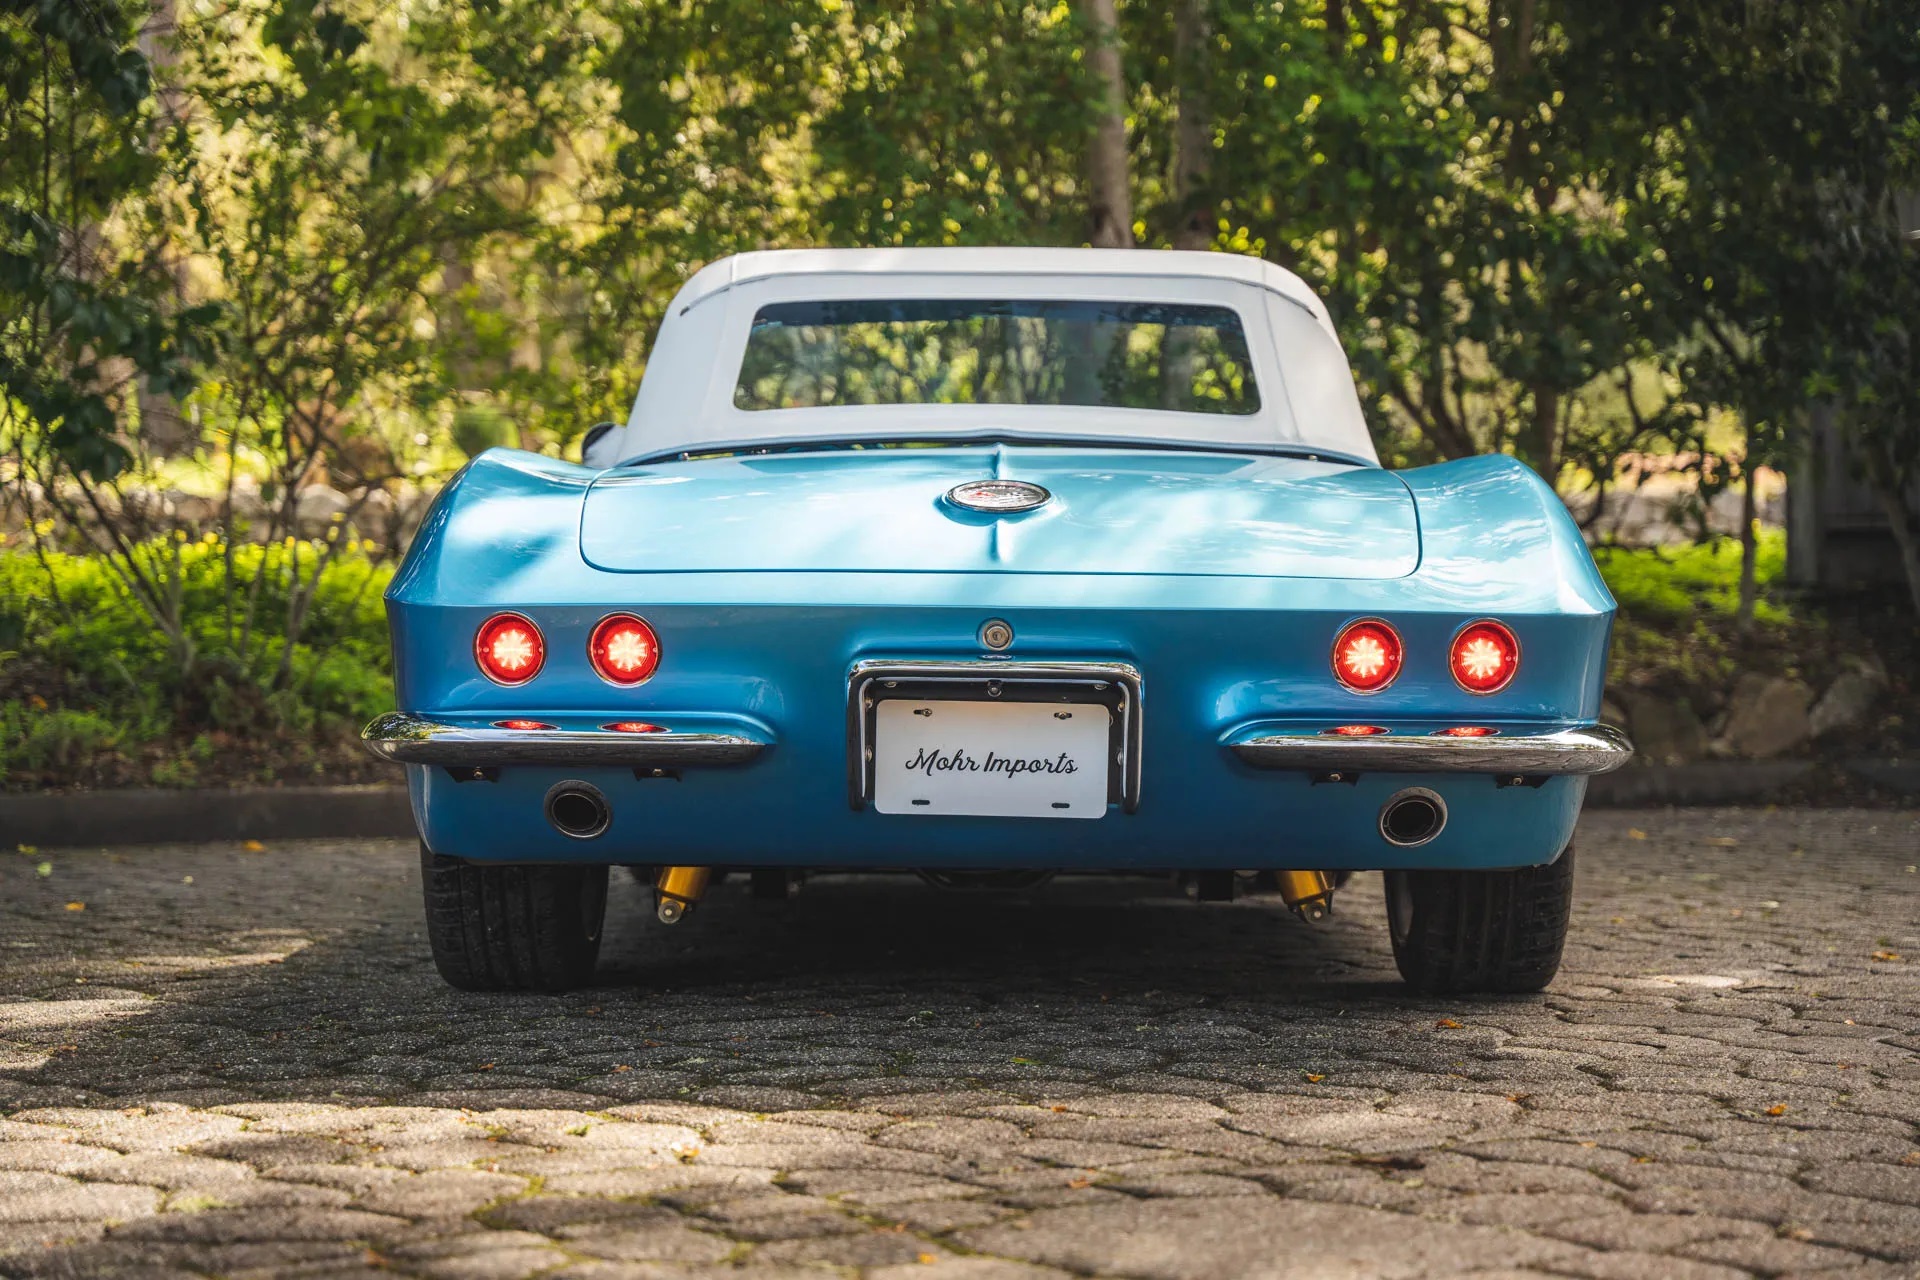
[0, 537, 396, 788]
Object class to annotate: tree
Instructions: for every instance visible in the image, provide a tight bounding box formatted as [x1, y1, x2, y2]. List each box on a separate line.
[1556, 0, 1920, 612]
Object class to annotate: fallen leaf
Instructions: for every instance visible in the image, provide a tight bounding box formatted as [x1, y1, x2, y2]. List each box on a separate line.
[1067, 1176, 1093, 1189]
[1764, 1104, 1788, 1117]
[1634, 1155, 1656, 1164]
[1304, 1073, 1325, 1083]
[1506, 1093, 1530, 1103]
[1435, 1018, 1463, 1030]
[182, 876, 193, 884]
[1897, 1152, 1920, 1167]
[1049, 1105, 1069, 1113]
[16, 843, 38, 854]
[242, 840, 265, 853]
[35, 861, 52, 878]
[613, 1064, 631, 1073]
[1783, 1226, 1815, 1242]
[1871, 951, 1904, 962]
[1011, 1057, 1040, 1065]
[1702, 836, 1738, 847]
[1627, 828, 1647, 840]
[918, 1253, 938, 1265]
[478, 1063, 495, 1071]
[63, 901, 85, 912]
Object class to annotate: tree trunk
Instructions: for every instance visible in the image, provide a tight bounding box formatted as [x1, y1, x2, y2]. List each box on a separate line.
[1081, 0, 1133, 250]
[1868, 472, 1920, 616]
[1160, 0, 1212, 408]
[135, 0, 195, 458]
[1518, 384, 1560, 480]
[1168, 0, 1211, 252]
[1736, 462, 1759, 632]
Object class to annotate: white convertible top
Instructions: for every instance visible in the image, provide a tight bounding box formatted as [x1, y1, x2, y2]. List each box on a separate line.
[591, 247, 1378, 466]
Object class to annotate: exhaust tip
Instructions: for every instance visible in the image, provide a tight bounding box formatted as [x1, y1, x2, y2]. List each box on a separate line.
[1379, 787, 1447, 848]
[545, 780, 612, 840]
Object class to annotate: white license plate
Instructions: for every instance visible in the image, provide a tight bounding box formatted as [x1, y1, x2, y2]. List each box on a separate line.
[872, 698, 1112, 819]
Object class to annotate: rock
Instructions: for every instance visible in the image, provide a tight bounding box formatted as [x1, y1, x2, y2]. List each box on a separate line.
[1717, 674, 1814, 758]
[1617, 690, 1710, 765]
[293, 485, 353, 539]
[1809, 665, 1890, 739]
[394, 484, 437, 549]
[170, 493, 220, 529]
[348, 488, 396, 546]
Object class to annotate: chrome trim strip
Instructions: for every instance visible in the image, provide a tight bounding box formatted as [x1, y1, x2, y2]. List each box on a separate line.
[361, 712, 767, 767]
[847, 659, 1144, 813]
[1230, 724, 1633, 776]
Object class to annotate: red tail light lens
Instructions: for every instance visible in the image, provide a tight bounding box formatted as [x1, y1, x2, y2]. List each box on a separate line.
[603, 721, 664, 734]
[493, 719, 556, 731]
[475, 613, 544, 685]
[590, 614, 661, 685]
[1323, 724, 1388, 736]
[1451, 621, 1520, 694]
[1332, 620, 1403, 693]
[1435, 725, 1498, 737]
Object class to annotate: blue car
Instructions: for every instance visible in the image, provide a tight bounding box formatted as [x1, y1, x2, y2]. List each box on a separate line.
[366, 248, 1632, 994]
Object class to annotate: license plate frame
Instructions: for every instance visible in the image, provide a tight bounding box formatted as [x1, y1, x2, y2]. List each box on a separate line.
[847, 661, 1142, 814]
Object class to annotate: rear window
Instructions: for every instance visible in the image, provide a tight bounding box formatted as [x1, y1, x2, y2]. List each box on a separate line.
[733, 299, 1260, 415]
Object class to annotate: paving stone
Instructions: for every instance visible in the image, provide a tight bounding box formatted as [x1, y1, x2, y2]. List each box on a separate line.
[960, 1195, 1590, 1276]
[0, 809, 1914, 1277]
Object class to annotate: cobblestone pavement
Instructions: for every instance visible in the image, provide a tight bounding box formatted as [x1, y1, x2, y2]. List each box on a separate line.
[1, 808, 1918, 1279]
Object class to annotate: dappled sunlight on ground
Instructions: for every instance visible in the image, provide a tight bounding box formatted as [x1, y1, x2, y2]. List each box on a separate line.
[1, 810, 1917, 1277]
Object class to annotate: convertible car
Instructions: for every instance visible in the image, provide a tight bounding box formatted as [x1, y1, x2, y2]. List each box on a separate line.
[366, 247, 1632, 994]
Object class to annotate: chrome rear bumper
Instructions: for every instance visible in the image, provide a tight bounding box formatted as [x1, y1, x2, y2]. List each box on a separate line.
[362, 712, 768, 768]
[1229, 724, 1633, 776]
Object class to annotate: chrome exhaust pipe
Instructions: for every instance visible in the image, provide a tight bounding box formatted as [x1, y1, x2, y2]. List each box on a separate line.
[544, 780, 611, 840]
[1379, 787, 1447, 848]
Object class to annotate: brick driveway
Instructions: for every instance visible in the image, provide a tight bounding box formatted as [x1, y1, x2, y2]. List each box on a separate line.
[2, 808, 1917, 1279]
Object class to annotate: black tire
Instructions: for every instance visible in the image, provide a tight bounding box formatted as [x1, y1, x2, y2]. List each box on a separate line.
[420, 844, 609, 991]
[1384, 845, 1575, 994]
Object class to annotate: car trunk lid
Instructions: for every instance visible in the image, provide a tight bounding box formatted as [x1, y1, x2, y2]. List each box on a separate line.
[579, 445, 1418, 579]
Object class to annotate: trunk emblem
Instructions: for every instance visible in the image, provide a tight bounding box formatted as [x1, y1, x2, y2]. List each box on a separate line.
[945, 479, 1051, 513]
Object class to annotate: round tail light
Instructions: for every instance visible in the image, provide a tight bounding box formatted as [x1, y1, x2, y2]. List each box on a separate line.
[1332, 620, 1403, 694]
[590, 614, 661, 685]
[1451, 621, 1519, 694]
[475, 613, 544, 685]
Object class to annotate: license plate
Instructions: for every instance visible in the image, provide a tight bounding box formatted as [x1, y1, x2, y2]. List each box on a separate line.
[871, 699, 1112, 819]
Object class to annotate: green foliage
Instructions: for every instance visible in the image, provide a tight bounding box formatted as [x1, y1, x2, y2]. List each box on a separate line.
[0, 703, 125, 777]
[0, 0, 220, 480]
[1594, 531, 1790, 628]
[451, 404, 515, 459]
[0, 538, 392, 787]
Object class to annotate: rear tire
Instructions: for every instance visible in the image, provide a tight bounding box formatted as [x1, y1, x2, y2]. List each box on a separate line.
[1384, 845, 1575, 994]
[420, 844, 609, 991]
